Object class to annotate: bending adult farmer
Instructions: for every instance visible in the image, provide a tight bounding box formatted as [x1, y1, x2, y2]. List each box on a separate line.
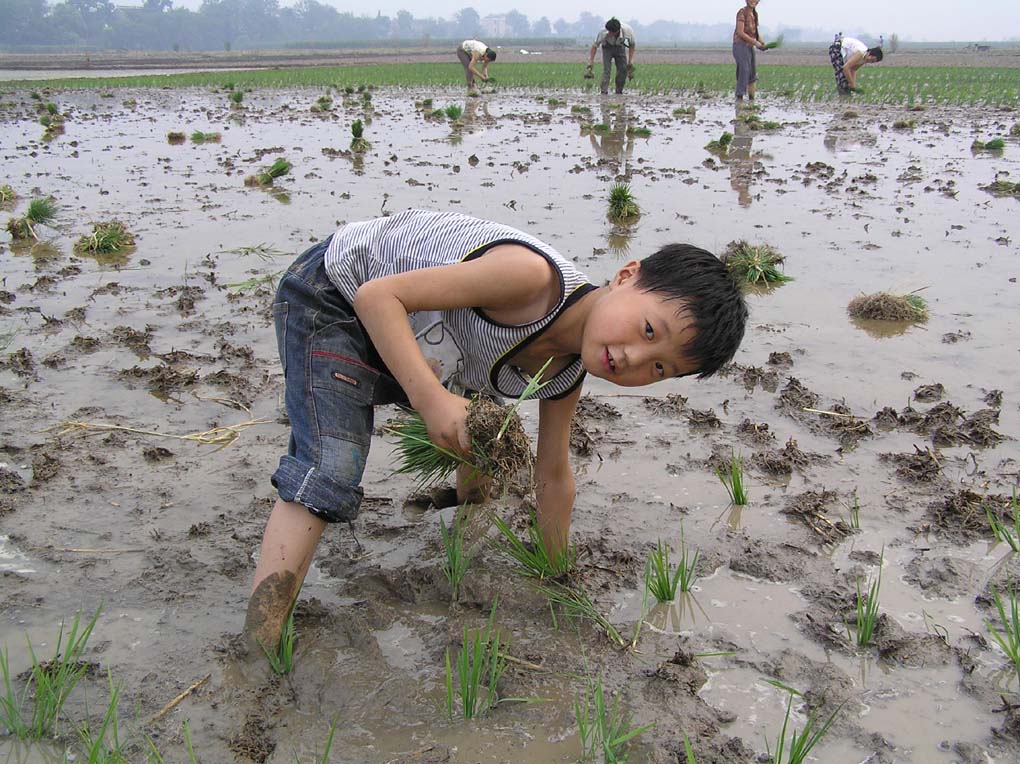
[829, 34, 883, 94]
[586, 18, 636, 95]
[733, 0, 767, 101]
[458, 39, 496, 91]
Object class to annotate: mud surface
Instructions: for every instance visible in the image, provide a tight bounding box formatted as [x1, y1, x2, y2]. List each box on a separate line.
[1, 73, 1019, 763]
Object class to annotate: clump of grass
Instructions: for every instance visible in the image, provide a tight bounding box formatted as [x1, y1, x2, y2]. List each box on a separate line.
[763, 34, 785, 50]
[444, 104, 463, 121]
[444, 603, 511, 720]
[607, 183, 640, 224]
[229, 89, 244, 106]
[722, 240, 792, 285]
[705, 131, 733, 153]
[440, 513, 473, 601]
[491, 511, 575, 580]
[846, 550, 883, 648]
[645, 531, 699, 602]
[74, 220, 135, 256]
[971, 137, 1005, 152]
[0, 606, 102, 738]
[986, 585, 1020, 681]
[190, 131, 221, 143]
[537, 580, 626, 647]
[673, 106, 697, 118]
[350, 119, 370, 152]
[244, 157, 292, 187]
[574, 673, 653, 763]
[166, 131, 186, 144]
[762, 679, 844, 764]
[716, 451, 748, 506]
[627, 126, 652, 138]
[847, 291, 929, 322]
[986, 490, 1020, 552]
[6, 196, 57, 240]
[259, 609, 296, 675]
[0, 184, 15, 205]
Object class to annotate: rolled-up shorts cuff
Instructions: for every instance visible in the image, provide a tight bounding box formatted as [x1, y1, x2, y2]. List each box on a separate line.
[272, 455, 364, 523]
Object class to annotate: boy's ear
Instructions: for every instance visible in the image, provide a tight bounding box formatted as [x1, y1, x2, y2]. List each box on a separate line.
[611, 260, 641, 286]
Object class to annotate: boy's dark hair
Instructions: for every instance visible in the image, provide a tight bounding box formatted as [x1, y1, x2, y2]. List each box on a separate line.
[867, 47, 884, 61]
[485, 48, 497, 61]
[605, 18, 621, 34]
[634, 243, 748, 379]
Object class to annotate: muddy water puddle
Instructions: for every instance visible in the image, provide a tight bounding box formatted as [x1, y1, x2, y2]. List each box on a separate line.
[1, 85, 1019, 762]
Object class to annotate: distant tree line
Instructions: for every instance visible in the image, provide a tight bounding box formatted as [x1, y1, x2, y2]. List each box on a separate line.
[0, 0, 798, 52]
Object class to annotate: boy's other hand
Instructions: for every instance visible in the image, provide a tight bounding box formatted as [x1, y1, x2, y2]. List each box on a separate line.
[420, 389, 471, 459]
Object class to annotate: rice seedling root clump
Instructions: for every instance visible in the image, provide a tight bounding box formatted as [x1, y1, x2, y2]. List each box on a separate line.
[0, 184, 15, 205]
[847, 292, 928, 322]
[6, 197, 57, 241]
[971, 138, 1005, 152]
[244, 157, 293, 187]
[722, 240, 792, 285]
[74, 220, 136, 256]
[166, 131, 186, 144]
[706, 131, 734, 153]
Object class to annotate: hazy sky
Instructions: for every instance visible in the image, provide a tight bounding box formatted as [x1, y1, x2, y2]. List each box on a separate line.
[175, 1, 1019, 41]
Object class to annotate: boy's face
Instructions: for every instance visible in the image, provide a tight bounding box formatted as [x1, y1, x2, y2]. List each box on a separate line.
[581, 262, 700, 386]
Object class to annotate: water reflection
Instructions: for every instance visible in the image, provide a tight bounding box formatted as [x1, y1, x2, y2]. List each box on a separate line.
[823, 110, 877, 154]
[606, 229, 632, 257]
[587, 101, 634, 167]
[848, 315, 917, 339]
[726, 104, 759, 207]
[645, 592, 710, 633]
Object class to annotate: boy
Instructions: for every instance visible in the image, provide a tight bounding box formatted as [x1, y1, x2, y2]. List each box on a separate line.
[245, 209, 747, 652]
[829, 35, 883, 94]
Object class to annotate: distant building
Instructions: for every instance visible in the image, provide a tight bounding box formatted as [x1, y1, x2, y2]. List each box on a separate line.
[481, 15, 510, 38]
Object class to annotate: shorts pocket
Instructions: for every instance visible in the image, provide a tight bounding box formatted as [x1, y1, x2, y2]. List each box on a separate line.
[309, 320, 378, 443]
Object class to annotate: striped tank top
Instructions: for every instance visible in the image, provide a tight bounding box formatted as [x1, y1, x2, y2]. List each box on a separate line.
[324, 209, 595, 400]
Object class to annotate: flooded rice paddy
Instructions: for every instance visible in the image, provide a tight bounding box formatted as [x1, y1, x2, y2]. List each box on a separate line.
[1, 80, 1019, 763]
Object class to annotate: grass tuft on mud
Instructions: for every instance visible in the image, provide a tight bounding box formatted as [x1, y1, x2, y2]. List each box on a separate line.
[847, 291, 929, 322]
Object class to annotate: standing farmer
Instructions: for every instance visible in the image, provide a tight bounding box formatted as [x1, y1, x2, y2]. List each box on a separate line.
[458, 39, 496, 91]
[587, 18, 636, 95]
[829, 35, 883, 94]
[732, 0, 767, 101]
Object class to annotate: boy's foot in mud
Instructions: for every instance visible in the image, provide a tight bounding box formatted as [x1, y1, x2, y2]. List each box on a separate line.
[242, 571, 297, 671]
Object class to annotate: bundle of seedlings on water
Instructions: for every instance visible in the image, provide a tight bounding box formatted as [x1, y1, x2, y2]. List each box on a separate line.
[846, 549, 883, 648]
[627, 126, 652, 138]
[763, 34, 785, 50]
[705, 131, 733, 153]
[6, 197, 57, 241]
[350, 119, 370, 153]
[0, 606, 101, 738]
[574, 673, 654, 763]
[716, 451, 748, 506]
[673, 106, 697, 118]
[491, 511, 576, 580]
[444, 104, 463, 121]
[244, 157, 292, 187]
[607, 183, 640, 225]
[229, 90, 244, 106]
[985, 490, 1020, 552]
[547, 98, 565, 107]
[361, 91, 372, 105]
[847, 291, 928, 323]
[389, 359, 550, 492]
[417, 97, 433, 108]
[971, 137, 1005, 152]
[982, 179, 1020, 197]
[722, 240, 792, 285]
[592, 122, 611, 133]
[166, 131, 186, 144]
[892, 119, 915, 130]
[571, 105, 592, 115]
[645, 530, 699, 602]
[535, 580, 626, 647]
[444, 603, 522, 720]
[260, 610, 296, 675]
[986, 585, 1020, 681]
[0, 185, 15, 205]
[190, 131, 221, 143]
[740, 114, 781, 130]
[74, 220, 135, 256]
[312, 95, 333, 112]
[762, 679, 844, 764]
[440, 513, 474, 602]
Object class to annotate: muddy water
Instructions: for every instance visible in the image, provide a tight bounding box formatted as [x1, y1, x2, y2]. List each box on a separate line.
[1, 84, 1019, 763]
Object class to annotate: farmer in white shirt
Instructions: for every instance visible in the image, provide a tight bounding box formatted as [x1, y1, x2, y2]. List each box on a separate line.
[586, 18, 636, 95]
[829, 35, 883, 94]
[458, 39, 496, 90]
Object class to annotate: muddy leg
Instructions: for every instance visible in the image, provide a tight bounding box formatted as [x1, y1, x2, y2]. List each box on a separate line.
[244, 498, 326, 655]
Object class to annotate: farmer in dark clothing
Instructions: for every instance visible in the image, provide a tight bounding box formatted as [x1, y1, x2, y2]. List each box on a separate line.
[586, 18, 636, 95]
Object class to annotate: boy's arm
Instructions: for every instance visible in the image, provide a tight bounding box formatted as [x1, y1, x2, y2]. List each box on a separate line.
[534, 385, 582, 558]
[843, 52, 863, 88]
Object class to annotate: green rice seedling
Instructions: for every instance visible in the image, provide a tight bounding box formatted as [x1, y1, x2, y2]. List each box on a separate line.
[388, 411, 469, 487]
[440, 513, 473, 601]
[227, 271, 282, 294]
[30, 90, 41, 100]
[45, 102, 59, 115]
[444, 104, 463, 121]
[39, 114, 52, 127]
[986, 585, 1020, 681]
[592, 122, 611, 133]
[892, 119, 915, 129]
[244, 157, 292, 187]
[166, 131, 186, 144]
[971, 137, 1005, 152]
[535, 580, 626, 647]
[0, 184, 15, 205]
[229, 89, 244, 106]
[303, 718, 339, 764]
[74, 220, 135, 256]
[627, 126, 652, 138]
[6, 196, 57, 241]
[259, 609, 296, 675]
[182, 719, 198, 764]
[314, 95, 333, 112]
[574, 672, 653, 762]
[419, 97, 433, 108]
[983, 179, 1020, 197]
[0, 606, 101, 739]
[673, 106, 697, 117]
[547, 98, 564, 107]
[444, 603, 517, 720]
[645, 532, 699, 602]
[763, 34, 784, 50]
[350, 119, 370, 152]
[607, 183, 640, 224]
[681, 731, 697, 763]
[571, 105, 592, 115]
[705, 131, 733, 153]
[361, 90, 372, 104]
[492, 511, 576, 580]
[762, 679, 844, 764]
[848, 494, 861, 530]
[716, 451, 748, 506]
[190, 131, 222, 143]
[77, 671, 126, 763]
[985, 489, 1020, 552]
[723, 240, 793, 285]
[847, 550, 883, 648]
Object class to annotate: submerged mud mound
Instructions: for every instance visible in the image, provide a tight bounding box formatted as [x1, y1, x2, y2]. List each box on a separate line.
[926, 489, 1015, 542]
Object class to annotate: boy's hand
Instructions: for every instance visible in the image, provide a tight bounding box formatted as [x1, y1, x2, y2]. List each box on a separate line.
[420, 389, 471, 459]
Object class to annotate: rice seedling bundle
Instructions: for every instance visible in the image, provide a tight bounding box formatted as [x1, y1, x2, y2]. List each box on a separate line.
[0, 185, 15, 205]
[607, 183, 640, 225]
[74, 220, 136, 256]
[847, 292, 928, 322]
[592, 122, 611, 133]
[229, 89, 244, 105]
[350, 119, 370, 152]
[705, 131, 733, 153]
[443, 104, 463, 121]
[571, 105, 592, 115]
[6, 197, 57, 240]
[722, 240, 792, 285]
[627, 126, 652, 138]
[166, 131, 186, 144]
[244, 157, 292, 187]
[673, 106, 697, 117]
[716, 451, 748, 505]
[971, 137, 1005, 152]
[190, 131, 222, 143]
[763, 35, 784, 50]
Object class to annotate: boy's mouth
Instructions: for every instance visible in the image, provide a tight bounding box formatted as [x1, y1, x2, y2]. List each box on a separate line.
[603, 347, 616, 374]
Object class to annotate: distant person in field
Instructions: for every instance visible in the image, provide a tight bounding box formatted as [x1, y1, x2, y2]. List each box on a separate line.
[732, 0, 768, 101]
[830, 34, 883, 94]
[586, 18, 636, 95]
[458, 39, 496, 91]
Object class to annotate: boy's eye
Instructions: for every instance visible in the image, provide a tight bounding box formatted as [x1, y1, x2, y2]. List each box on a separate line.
[645, 321, 654, 340]
[655, 362, 665, 378]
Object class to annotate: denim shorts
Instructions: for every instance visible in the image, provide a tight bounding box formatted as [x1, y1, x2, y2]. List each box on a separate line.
[271, 237, 406, 523]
